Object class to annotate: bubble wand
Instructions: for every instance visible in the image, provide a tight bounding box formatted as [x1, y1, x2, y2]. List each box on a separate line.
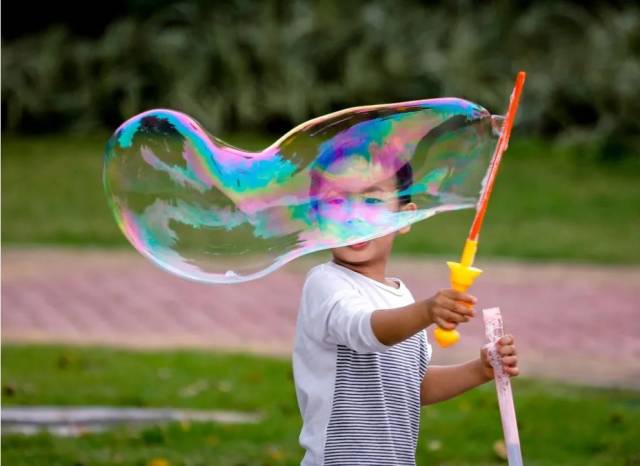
[434, 71, 526, 348]
[483, 307, 524, 466]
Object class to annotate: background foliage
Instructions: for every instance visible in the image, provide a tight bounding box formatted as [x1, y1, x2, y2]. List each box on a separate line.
[3, 0, 639, 158]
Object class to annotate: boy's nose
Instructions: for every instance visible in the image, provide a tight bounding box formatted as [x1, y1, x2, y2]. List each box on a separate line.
[344, 199, 369, 222]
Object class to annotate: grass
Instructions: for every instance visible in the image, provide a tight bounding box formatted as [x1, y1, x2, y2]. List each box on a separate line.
[2, 133, 639, 263]
[2, 345, 640, 466]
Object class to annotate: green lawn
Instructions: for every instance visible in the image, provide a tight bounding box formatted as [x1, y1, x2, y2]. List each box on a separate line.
[2, 134, 639, 263]
[2, 345, 639, 466]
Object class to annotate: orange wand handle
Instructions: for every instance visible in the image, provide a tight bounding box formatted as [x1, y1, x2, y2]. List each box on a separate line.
[434, 71, 527, 348]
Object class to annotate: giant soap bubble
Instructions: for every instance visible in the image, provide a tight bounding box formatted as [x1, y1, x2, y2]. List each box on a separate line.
[104, 99, 503, 283]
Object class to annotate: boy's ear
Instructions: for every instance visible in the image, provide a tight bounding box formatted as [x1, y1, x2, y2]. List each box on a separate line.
[398, 202, 417, 235]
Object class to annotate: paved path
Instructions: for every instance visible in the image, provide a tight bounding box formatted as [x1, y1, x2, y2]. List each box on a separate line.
[3, 248, 639, 388]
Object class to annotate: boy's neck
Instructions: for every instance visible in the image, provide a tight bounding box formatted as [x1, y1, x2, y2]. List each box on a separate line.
[332, 257, 397, 288]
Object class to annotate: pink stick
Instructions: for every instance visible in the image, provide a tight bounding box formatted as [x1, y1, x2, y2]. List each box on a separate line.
[483, 307, 523, 466]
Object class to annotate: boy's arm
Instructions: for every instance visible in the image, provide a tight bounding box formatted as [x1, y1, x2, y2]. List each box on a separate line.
[370, 301, 433, 346]
[370, 289, 475, 346]
[419, 360, 489, 405]
[420, 335, 519, 405]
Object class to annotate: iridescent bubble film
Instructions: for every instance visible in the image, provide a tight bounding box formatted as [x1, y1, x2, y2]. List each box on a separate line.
[104, 99, 503, 283]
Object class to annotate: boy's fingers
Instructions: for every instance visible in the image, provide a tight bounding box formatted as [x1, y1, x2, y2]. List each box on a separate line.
[440, 297, 474, 317]
[499, 335, 514, 345]
[455, 303, 475, 317]
[443, 309, 467, 324]
[443, 289, 477, 304]
[506, 366, 520, 376]
[501, 356, 517, 366]
[499, 345, 516, 356]
[436, 318, 457, 330]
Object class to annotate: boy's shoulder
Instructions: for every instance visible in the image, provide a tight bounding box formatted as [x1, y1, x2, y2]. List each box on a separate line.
[303, 262, 360, 297]
[305, 261, 352, 286]
[305, 261, 411, 296]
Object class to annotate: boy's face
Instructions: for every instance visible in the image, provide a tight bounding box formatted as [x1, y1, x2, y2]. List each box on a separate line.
[311, 157, 416, 267]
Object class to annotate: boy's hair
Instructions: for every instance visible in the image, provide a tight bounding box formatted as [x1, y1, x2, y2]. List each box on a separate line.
[395, 162, 413, 206]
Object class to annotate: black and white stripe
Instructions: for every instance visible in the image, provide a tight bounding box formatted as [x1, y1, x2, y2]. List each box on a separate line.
[323, 331, 430, 466]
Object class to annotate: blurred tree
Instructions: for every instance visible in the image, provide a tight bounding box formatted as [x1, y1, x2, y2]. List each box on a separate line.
[2, 0, 639, 158]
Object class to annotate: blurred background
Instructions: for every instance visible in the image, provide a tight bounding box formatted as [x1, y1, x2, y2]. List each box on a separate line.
[2, 1, 639, 465]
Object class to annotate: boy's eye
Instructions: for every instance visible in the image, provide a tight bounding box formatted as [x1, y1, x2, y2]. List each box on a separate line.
[326, 197, 345, 205]
[364, 197, 384, 205]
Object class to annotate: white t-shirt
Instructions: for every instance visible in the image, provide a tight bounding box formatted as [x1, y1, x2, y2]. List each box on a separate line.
[293, 261, 432, 466]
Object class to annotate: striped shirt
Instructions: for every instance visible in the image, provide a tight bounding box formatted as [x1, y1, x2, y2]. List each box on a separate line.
[293, 261, 431, 465]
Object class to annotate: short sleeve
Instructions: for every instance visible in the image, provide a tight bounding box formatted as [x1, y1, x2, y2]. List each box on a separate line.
[299, 266, 390, 353]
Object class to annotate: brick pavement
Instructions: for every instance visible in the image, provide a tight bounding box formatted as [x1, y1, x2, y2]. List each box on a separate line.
[2, 248, 639, 388]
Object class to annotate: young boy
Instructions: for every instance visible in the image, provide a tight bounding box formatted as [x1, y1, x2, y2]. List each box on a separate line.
[293, 155, 519, 466]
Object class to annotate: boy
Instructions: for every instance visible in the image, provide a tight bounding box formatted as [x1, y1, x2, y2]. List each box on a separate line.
[293, 154, 518, 465]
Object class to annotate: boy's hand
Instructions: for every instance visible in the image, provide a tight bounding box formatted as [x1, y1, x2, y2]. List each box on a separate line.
[480, 334, 519, 380]
[425, 289, 476, 330]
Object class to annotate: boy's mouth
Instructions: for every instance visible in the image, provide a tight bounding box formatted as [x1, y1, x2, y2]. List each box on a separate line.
[348, 241, 370, 251]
